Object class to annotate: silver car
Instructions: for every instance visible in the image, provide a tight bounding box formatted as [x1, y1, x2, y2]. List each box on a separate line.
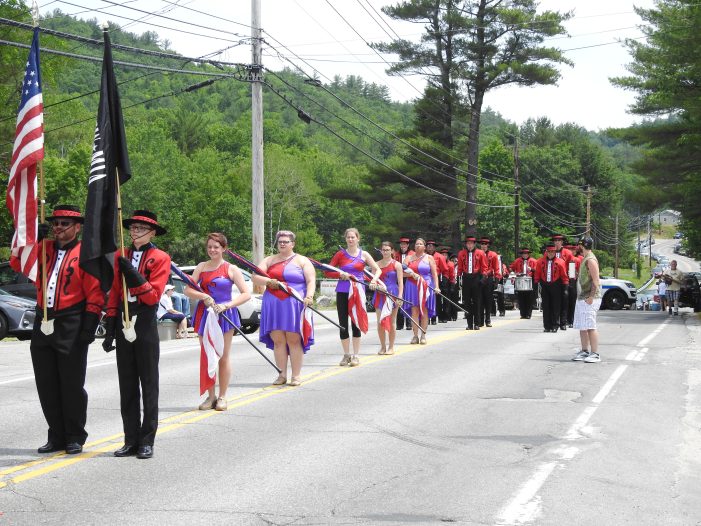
[0, 288, 36, 340]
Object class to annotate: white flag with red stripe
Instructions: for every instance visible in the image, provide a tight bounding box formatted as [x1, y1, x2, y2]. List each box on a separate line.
[416, 275, 429, 318]
[281, 282, 314, 347]
[7, 28, 44, 282]
[379, 292, 394, 332]
[199, 308, 224, 395]
[348, 280, 368, 334]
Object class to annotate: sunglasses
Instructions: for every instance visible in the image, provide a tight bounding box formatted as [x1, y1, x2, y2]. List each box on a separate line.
[51, 220, 75, 227]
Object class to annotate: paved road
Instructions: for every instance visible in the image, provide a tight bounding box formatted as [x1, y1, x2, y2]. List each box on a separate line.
[1, 308, 700, 525]
[653, 238, 700, 273]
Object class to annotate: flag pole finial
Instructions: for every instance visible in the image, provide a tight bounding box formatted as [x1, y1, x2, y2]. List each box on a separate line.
[31, 0, 39, 26]
[100, 20, 109, 31]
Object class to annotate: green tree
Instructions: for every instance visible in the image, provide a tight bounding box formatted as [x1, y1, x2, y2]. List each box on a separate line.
[376, 0, 571, 235]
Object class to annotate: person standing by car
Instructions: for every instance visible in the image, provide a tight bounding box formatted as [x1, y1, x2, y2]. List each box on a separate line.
[102, 210, 171, 459]
[657, 278, 668, 312]
[662, 260, 685, 316]
[185, 233, 251, 410]
[253, 230, 316, 386]
[31, 205, 104, 455]
[572, 236, 603, 363]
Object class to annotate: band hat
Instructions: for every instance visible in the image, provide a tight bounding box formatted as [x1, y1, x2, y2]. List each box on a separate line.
[439, 247, 449, 253]
[46, 204, 84, 224]
[398, 237, 411, 243]
[426, 240, 437, 246]
[552, 234, 566, 241]
[480, 236, 491, 244]
[520, 247, 531, 254]
[123, 209, 167, 236]
[465, 236, 477, 242]
[546, 244, 556, 250]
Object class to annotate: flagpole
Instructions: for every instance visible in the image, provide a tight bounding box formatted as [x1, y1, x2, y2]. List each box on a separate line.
[39, 160, 48, 325]
[115, 168, 131, 332]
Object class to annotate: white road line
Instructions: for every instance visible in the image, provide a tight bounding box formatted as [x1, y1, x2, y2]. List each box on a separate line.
[497, 321, 668, 525]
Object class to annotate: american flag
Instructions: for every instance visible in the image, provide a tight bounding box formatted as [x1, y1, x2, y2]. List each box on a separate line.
[7, 28, 43, 282]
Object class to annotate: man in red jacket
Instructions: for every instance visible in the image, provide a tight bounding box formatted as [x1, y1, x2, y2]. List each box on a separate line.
[479, 237, 501, 327]
[31, 205, 105, 455]
[103, 210, 171, 459]
[457, 236, 487, 330]
[510, 248, 537, 319]
[394, 236, 414, 330]
[534, 244, 570, 332]
[552, 234, 574, 331]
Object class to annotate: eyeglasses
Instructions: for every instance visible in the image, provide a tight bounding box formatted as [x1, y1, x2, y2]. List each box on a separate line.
[129, 224, 153, 232]
[51, 220, 75, 227]
[277, 239, 292, 245]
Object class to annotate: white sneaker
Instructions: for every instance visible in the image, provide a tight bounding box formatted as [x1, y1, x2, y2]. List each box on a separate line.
[584, 352, 601, 363]
[572, 349, 590, 361]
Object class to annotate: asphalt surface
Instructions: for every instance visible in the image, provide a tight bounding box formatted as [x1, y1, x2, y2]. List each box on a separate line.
[1, 306, 700, 525]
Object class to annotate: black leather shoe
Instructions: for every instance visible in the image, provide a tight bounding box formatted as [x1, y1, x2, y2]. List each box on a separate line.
[543, 328, 550, 333]
[474, 325, 480, 331]
[568, 324, 573, 328]
[38, 441, 64, 454]
[551, 328, 559, 333]
[560, 325, 567, 331]
[136, 445, 153, 459]
[405, 326, 411, 330]
[65, 442, 83, 455]
[499, 312, 505, 316]
[466, 325, 473, 331]
[114, 444, 138, 457]
[486, 322, 492, 327]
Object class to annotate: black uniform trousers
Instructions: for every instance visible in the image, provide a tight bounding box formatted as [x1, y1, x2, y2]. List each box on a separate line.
[517, 290, 534, 318]
[116, 305, 160, 447]
[560, 284, 569, 329]
[462, 273, 482, 328]
[447, 282, 459, 321]
[396, 278, 409, 330]
[496, 280, 506, 315]
[30, 315, 89, 446]
[479, 276, 495, 325]
[438, 276, 450, 322]
[567, 282, 577, 326]
[540, 281, 562, 331]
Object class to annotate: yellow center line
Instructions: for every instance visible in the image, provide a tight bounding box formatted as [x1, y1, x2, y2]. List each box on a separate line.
[1, 318, 519, 488]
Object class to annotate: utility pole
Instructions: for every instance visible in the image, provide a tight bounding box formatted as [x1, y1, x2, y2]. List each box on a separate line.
[585, 185, 592, 237]
[251, 0, 264, 264]
[614, 213, 619, 278]
[648, 215, 652, 268]
[513, 136, 520, 258]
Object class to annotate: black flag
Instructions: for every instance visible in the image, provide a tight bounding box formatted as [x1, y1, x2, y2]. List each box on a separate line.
[80, 29, 131, 292]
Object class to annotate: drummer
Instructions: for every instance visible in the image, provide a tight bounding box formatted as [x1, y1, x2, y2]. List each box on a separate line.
[510, 248, 537, 319]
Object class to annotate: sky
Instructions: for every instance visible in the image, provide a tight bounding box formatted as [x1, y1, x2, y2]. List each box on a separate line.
[40, 0, 657, 131]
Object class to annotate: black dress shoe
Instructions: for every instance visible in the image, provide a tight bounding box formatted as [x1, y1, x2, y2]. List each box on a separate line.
[114, 444, 138, 457]
[526, 316, 531, 319]
[65, 442, 83, 455]
[560, 325, 567, 331]
[551, 328, 559, 333]
[485, 321, 492, 327]
[543, 328, 550, 333]
[568, 324, 573, 328]
[466, 325, 473, 331]
[38, 441, 64, 454]
[405, 326, 412, 330]
[474, 325, 480, 331]
[499, 312, 505, 316]
[136, 445, 153, 459]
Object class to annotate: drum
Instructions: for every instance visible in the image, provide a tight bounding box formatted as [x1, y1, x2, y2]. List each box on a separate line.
[515, 275, 533, 291]
[496, 283, 504, 293]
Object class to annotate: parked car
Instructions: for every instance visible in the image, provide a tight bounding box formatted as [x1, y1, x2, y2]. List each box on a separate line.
[169, 266, 262, 334]
[599, 276, 637, 310]
[674, 232, 683, 239]
[0, 261, 36, 300]
[679, 273, 701, 312]
[0, 288, 36, 340]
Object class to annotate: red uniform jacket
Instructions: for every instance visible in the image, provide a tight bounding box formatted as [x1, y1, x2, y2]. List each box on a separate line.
[430, 251, 449, 280]
[37, 239, 104, 317]
[447, 260, 456, 284]
[106, 243, 171, 317]
[457, 248, 487, 275]
[393, 249, 415, 265]
[534, 257, 569, 285]
[510, 257, 537, 276]
[483, 250, 502, 279]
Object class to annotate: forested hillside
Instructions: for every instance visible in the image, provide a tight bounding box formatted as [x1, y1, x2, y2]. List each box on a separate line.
[1, 3, 644, 267]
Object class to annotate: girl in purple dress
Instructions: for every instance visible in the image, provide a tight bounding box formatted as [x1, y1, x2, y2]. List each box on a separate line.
[252, 230, 316, 387]
[185, 233, 251, 411]
[324, 228, 381, 367]
[404, 238, 440, 345]
[373, 241, 404, 355]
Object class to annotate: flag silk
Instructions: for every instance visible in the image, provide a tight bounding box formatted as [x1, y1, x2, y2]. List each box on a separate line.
[200, 307, 224, 395]
[416, 275, 429, 319]
[379, 288, 395, 332]
[348, 280, 368, 334]
[79, 29, 132, 292]
[7, 28, 43, 282]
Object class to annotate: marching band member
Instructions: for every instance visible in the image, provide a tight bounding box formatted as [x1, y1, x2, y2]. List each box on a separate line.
[534, 244, 569, 333]
[31, 205, 104, 455]
[457, 236, 487, 330]
[373, 241, 404, 355]
[479, 237, 501, 327]
[510, 248, 537, 319]
[325, 228, 380, 367]
[404, 238, 439, 344]
[551, 234, 574, 331]
[394, 236, 414, 331]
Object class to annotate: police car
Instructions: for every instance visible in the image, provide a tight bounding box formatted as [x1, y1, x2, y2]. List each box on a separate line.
[599, 276, 637, 310]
